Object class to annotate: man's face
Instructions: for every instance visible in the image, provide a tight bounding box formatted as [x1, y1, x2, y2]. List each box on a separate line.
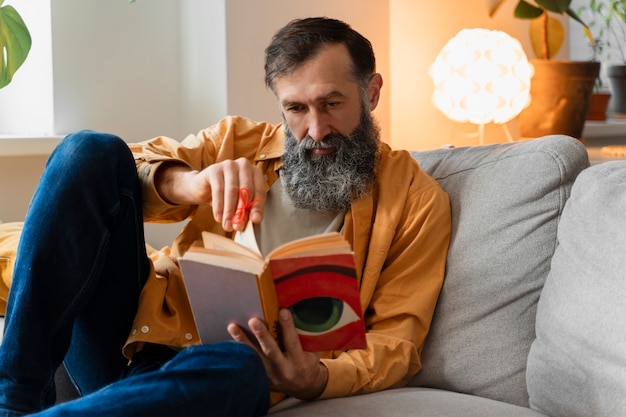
[273, 43, 365, 144]
[279, 104, 380, 212]
[274, 44, 382, 212]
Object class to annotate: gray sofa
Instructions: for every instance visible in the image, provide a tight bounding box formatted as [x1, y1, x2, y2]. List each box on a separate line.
[2, 135, 625, 416]
[272, 134, 626, 416]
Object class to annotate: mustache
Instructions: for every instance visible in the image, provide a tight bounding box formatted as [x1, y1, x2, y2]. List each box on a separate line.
[299, 135, 344, 150]
[280, 110, 380, 212]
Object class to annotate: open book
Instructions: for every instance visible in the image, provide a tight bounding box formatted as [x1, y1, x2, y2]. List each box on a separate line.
[178, 222, 367, 352]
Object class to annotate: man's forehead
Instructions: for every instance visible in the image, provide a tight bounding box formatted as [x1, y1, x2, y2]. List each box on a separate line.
[274, 78, 360, 108]
[273, 44, 354, 92]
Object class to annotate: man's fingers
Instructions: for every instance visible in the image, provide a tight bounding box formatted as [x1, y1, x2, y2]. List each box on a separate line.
[248, 316, 283, 357]
[248, 165, 267, 225]
[275, 309, 304, 354]
[250, 309, 306, 359]
[201, 158, 266, 231]
[220, 162, 241, 230]
[230, 159, 265, 230]
[227, 322, 264, 352]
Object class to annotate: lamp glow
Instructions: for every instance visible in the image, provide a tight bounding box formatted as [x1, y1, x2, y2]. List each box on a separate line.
[430, 28, 532, 143]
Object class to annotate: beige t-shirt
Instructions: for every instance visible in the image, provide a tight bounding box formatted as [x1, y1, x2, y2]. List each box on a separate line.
[254, 176, 345, 256]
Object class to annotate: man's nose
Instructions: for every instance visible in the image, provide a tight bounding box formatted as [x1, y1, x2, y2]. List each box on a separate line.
[306, 111, 332, 142]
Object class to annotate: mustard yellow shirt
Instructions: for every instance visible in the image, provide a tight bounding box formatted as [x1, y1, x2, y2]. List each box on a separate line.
[126, 116, 451, 400]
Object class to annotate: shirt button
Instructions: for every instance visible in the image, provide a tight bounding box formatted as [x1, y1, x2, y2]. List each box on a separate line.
[185, 333, 193, 341]
[259, 154, 266, 159]
[141, 325, 150, 334]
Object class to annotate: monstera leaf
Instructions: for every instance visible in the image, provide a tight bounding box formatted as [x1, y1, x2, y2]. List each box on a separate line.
[0, 0, 32, 89]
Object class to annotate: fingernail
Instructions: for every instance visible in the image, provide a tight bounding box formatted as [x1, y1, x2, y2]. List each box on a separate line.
[229, 325, 240, 337]
[250, 319, 263, 331]
[280, 309, 291, 321]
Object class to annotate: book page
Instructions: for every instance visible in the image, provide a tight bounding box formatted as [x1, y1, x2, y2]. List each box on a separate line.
[268, 232, 352, 259]
[183, 248, 264, 275]
[201, 230, 261, 260]
[234, 220, 262, 256]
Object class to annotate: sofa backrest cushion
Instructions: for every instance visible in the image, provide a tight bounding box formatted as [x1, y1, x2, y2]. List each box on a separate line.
[408, 135, 589, 407]
[526, 160, 626, 416]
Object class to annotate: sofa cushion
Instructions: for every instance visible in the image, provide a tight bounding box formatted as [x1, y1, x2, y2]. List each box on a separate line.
[269, 387, 548, 416]
[526, 160, 626, 417]
[409, 136, 589, 407]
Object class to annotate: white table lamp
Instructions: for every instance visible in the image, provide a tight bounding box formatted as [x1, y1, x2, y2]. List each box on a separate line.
[430, 28, 532, 144]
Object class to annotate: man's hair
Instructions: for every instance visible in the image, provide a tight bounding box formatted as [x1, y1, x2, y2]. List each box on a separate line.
[264, 17, 376, 91]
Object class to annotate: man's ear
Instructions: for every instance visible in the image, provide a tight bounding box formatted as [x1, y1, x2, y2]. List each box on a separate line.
[368, 73, 383, 111]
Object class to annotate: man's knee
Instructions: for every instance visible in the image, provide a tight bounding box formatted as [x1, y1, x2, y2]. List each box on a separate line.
[50, 130, 135, 182]
[165, 342, 266, 383]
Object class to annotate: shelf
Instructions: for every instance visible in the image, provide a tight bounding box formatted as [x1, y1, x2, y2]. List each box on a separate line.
[582, 120, 626, 145]
[0, 135, 64, 157]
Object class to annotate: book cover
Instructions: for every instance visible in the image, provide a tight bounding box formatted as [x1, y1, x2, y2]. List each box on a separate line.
[270, 252, 366, 351]
[178, 223, 366, 351]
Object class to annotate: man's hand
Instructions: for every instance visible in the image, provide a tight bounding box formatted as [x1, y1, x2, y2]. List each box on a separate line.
[155, 158, 266, 231]
[227, 309, 329, 400]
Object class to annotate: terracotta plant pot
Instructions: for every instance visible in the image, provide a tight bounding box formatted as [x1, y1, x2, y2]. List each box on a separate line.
[586, 92, 612, 121]
[518, 60, 600, 139]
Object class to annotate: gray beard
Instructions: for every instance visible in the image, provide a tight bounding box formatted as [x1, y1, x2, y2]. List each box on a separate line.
[280, 111, 380, 212]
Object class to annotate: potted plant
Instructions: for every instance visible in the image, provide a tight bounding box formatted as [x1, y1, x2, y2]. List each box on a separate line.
[491, 0, 600, 139]
[578, 0, 626, 118]
[0, 0, 31, 89]
[586, 39, 612, 120]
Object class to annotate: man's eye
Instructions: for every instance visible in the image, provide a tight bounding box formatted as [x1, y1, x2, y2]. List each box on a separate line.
[287, 105, 303, 113]
[326, 102, 340, 109]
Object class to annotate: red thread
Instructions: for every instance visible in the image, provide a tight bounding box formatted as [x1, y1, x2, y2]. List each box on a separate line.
[231, 187, 259, 225]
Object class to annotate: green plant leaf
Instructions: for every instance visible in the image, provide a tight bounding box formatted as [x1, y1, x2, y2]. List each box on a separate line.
[0, 2, 32, 89]
[515, 0, 545, 19]
[536, 0, 571, 14]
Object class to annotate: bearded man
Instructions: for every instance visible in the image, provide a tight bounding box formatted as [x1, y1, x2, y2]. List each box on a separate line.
[0, 17, 451, 417]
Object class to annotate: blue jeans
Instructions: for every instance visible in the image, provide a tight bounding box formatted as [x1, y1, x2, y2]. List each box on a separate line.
[31, 342, 269, 417]
[0, 131, 269, 416]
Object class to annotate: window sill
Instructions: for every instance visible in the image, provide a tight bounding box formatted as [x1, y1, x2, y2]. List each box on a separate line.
[0, 135, 64, 157]
[583, 119, 626, 146]
[582, 120, 626, 165]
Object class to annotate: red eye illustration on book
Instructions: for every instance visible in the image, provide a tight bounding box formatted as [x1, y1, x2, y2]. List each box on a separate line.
[270, 253, 367, 351]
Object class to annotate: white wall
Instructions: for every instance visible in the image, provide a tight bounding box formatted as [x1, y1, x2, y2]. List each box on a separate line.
[51, 0, 183, 141]
[179, 0, 228, 132]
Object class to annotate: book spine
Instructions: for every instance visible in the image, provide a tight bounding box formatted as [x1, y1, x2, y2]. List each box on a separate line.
[257, 267, 281, 347]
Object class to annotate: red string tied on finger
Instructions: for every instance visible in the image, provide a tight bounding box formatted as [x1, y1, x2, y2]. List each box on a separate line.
[231, 187, 259, 225]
